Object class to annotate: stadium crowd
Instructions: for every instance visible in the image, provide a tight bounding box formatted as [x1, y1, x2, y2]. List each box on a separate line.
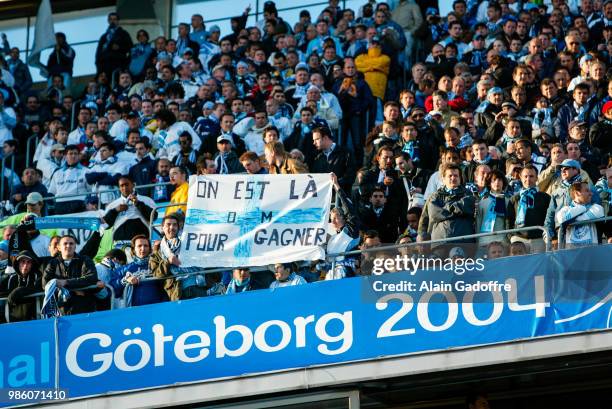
[0, 0, 611, 322]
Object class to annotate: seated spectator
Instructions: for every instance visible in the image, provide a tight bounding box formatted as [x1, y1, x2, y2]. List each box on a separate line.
[128, 139, 157, 196]
[170, 132, 198, 175]
[556, 181, 605, 248]
[486, 241, 505, 260]
[150, 214, 183, 301]
[269, 263, 307, 289]
[10, 168, 49, 208]
[103, 176, 156, 244]
[110, 235, 168, 307]
[418, 163, 476, 257]
[85, 142, 129, 206]
[226, 267, 256, 294]
[0, 251, 42, 322]
[42, 235, 99, 315]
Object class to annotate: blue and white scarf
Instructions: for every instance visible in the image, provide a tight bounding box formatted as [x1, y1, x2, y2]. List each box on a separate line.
[516, 187, 536, 226]
[41, 279, 71, 319]
[481, 193, 507, 232]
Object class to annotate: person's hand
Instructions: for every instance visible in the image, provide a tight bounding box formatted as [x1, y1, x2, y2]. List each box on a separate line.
[127, 276, 139, 285]
[169, 254, 181, 266]
[153, 240, 161, 252]
[330, 173, 340, 190]
[551, 239, 558, 250]
[117, 204, 128, 212]
[245, 4, 251, 13]
[128, 193, 138, 204]
[96, 280, 105, 289]
[506, 141, 515, 154]
[494, 111, 506, 123]
[607, 237, 612, 244]
[383, 176, 394, 186]
[96, 98, 103, 105]
[467, 124, 477, 137]
[56, 279, 67, 288]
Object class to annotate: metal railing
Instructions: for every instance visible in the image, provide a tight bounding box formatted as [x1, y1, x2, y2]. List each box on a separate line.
[40, 181, 172, 204]
[25, 134, 38, 168]
[2, 283, 115, 323]
[149, 201, 187, 237]
[557, 216, 612, 250]
[0, 153, 15, 201]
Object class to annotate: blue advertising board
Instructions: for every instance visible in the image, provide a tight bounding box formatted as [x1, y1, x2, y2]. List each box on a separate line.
[1, 245, 611, 405]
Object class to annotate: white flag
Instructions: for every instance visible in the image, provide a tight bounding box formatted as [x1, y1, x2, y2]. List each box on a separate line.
[27, 0, 55, 77]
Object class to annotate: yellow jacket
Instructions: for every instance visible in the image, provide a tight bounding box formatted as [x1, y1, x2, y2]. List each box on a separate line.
[167, 182, 188, 215]
[355, 47, 390, 100]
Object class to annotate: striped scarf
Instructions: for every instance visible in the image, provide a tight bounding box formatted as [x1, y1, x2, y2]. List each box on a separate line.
[516, 187, 536, 226]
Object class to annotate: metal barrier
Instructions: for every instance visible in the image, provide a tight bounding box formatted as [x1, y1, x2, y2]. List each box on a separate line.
[327, 226, 551, 260]
[149, 202, 187, 237]
[70, 99, 83, 132]
[2, 283, 115, 323]
[557, 216, 612, 250]
[25, 134, 38, 168]
[40, 181, 173, 203]
[0, 153, 15, 201]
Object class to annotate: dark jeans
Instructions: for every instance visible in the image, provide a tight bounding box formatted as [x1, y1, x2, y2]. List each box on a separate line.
[341, 115, 366, 167]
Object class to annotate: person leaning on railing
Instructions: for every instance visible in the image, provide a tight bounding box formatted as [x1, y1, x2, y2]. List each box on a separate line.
[0, 251, 42, 322]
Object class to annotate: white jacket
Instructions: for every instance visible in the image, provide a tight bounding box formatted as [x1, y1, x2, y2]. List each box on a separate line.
[48, 164, 91, 202]
[154, 122, 201, 159]
[87, 156, 130, 205]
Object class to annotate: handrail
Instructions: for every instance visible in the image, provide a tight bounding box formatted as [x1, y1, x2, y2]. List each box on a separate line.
[25, 134, 38, 168]
[326, 226, 551, 259]
[149, 201, 187, 237]
[40, 181, 173, 203]
[558, 215, 612, 250]
[70, 99, 82, 132]
[0, 153, 15, 201]
[2, 283, 115, 323]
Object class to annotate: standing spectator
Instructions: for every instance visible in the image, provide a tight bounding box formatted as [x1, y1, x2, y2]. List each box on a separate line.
[214, 135, 244, 174]
[359, 186, 402, 243]
[95, 12, 133, 79]
[151, 158, 173, 202]
[355, 36, 390, 101]
[170, 132, 198, 174]
[554, 83, 594, 143]
[103, 176, 155, 243]
[128, 30, 154, 81]
[48, 145, 90, 214]
[42, 235, 99, 315]
[333, 57, 375, 166]
[265, 141, 308, 174]
[46, 33, 75, 90]
[166, 166, 188, 215]
[0, 90, 16, 145]
[556, 181, 605, 248]
[418, 164, 476, 257]
[392, 0, 423, 68]
[0, 251, 42, 322]
[6, 48, 32, 97]
[311, 126, 356, 194]
[476, 170, 512, 252]
[110, 235, 167, 307]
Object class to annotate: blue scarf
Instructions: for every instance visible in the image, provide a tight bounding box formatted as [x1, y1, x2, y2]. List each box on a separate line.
[561, 173, 581, 189]
[474, 155, 491, 165]
[516, 187, 536, 226]
[443, 186, 462, 196]
[402, 140, 420, 163]
[481, 193, 506, 232]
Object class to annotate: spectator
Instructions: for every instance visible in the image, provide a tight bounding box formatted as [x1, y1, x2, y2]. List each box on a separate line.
[476, 170, 512, 252]
[6, 47, 32, 97]
[95, 12, 134, 78]
[170, 132, 198, 174]
[103, 176, 156, 243]
[355, 35, 390, 101]
[42, 235, 99, 315]
[239, 151, 268, 175]
[509, 165, 551, 253]
[269, 263, 307, 289]
[0, 90, 16, 145]
[152, 158, 173, 202]
[554, 82, 594, 143]
[214, 135, 244, 174]
[167, 166, 189, 215]
[129, 30, 155, 81]
[264, 141, 307, 174]
[48, 145, 90, 214]
[85, 142, 129, 206]
[46, 33, 75, 90]
[556, 181, 605, 248]
[311, 126, 356, 194]
[358, 186, 401, 244]
[110, 235, 167, 307]
[0, 251, 42, 322]
[10, 168, 49, 208]
[225, 267, 256, 294]
[418, 163, 476, 257]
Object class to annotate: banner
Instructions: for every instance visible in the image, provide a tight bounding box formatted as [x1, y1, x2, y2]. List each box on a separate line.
[0, 246, 611, 405]
[180, 174, 333, 268]
[52, 210, 103, 251]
